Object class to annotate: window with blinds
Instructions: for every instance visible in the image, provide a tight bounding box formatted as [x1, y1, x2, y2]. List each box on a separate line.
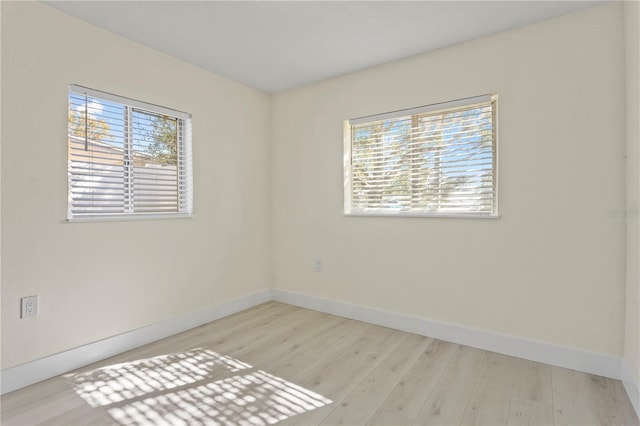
[68, 85, 193, 221]
[344, 95, 497, 217]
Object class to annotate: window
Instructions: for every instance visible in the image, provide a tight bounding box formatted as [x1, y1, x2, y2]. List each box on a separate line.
[344, 94, 497, 217]
[68, 85, 192, 221]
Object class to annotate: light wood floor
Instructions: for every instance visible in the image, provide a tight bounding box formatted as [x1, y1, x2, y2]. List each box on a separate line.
[2, 302, 638, 426]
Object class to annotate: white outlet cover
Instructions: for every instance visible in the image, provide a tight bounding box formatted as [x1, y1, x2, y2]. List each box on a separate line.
[21, 295, 38, 319]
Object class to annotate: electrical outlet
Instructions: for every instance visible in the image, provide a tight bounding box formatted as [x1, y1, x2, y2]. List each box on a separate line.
[21, 295, 38, 319]
[315, 260, 323, 272]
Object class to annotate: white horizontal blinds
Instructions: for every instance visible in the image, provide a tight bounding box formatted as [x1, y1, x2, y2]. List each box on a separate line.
[349, 96, 496, 216]
[131, 109, 180, 214]
[68, 85, 192, 220]
[68, 93, 127, 216]
[178, 118, 193, 214]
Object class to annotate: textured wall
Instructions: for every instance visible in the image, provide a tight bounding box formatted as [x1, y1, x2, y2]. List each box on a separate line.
[1, 2, 271, 369]
[271, 3, 626, 356]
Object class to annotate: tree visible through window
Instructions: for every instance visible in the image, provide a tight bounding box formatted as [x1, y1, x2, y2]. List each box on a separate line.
[67, 85, 192, 220]
[344, 95, 497, 217]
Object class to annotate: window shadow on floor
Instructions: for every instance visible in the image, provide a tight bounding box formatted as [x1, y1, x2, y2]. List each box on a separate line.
[64, 348, 332, 425]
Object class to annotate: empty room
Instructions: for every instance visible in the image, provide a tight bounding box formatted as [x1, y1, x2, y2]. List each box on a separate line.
[1, 0, 639, 425]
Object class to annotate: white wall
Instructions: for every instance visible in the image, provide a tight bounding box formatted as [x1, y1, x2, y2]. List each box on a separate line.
[0, 2, 271, 369]
[1, 0, 634, 377]
[625, 0, 640, 390]
[271, 3, 627, 357]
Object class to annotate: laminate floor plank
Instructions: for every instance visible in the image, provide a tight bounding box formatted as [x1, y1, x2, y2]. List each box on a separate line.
[369, 338, 457, 422]
[366, 409, 414, 426]
[459, 352, 521, 425]
[294, 324, 404, 401]
[2, 302, 638, 426]
[227, 309, 344, 371]
[507, 398, 554, 426]
[588, 374, 639, 426]
[511, 359, 553, 406]
[241, 318, 345, 382]
[269, 321, 404, 426]
[506, 359, 554, 426]
[412, 344, 488, 426]
[321, 368, 401, 426]
[2, 385, 88, 426]
[322, 333, 429, 425]
[552, 367, 605, 425]
[1, 377, 72, 419]
[296, 317, 370, 359]
[376, 334, 433, 376]
[34, 403, 114, 426]
[275, 404, 336, 426]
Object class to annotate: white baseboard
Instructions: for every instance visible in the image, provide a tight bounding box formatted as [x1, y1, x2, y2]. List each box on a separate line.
[1, 287, 632, 409]
[0, 289, 272, 395]
[271, 289, 622, 380]
[622, 360, 640, 420]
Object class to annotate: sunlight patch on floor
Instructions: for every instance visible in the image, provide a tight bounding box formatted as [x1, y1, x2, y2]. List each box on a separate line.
[64, 348, 331, 425]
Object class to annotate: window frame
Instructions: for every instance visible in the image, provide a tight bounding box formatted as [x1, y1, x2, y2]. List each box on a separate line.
[67, 84, 193, 222]
[344, 94, 498, 218]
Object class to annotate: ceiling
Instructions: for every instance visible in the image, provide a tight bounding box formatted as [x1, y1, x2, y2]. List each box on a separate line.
[44, 1, 605, 93]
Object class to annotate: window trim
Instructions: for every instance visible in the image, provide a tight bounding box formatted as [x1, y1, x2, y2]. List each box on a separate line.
[344, 94, 498, 218]
[67, 85, 193, 222]
[69, 85, 191, 121]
